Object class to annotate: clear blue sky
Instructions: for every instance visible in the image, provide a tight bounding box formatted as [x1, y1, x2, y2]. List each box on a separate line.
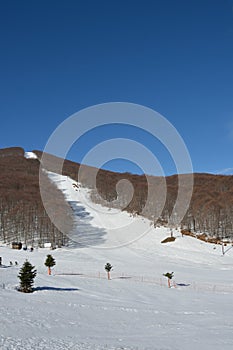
[1, 0, 233, 175]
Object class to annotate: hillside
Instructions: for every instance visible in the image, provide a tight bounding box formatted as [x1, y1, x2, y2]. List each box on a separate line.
[0, 147, 71, 247]
[1, 146, 233, 247]
[1, 149, 233, 349]
[1, 194, 233, 349]
[34, 149, 233, 240]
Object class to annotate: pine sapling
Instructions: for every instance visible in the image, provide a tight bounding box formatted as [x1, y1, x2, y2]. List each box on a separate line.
[163, 272, 174, 288]
[44, 254, 56, 275]
[105, 262, 113, 280]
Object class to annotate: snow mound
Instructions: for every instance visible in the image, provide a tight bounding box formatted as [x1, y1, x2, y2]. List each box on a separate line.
[24, 151, 38, 159]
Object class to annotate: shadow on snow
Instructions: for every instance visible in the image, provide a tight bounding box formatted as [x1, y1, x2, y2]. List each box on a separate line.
[34, 286, 79, 292]
[67, 200, 107, 248]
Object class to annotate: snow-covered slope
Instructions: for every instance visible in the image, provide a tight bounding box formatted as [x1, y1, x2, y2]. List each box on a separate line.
[1, 172, 233, 350]
[47, 172, 155, 248]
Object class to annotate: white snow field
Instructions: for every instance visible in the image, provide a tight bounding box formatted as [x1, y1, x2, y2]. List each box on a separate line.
[1, 172, 233, 350]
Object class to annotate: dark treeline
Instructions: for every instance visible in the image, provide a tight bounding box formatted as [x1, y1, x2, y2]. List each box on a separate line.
[182, 174, 233, 238]
[0, 148, 71, 247]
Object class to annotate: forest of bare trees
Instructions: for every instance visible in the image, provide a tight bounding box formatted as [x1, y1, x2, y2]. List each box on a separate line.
[1, 147, 233, 247]
[0, 147, 71, 247]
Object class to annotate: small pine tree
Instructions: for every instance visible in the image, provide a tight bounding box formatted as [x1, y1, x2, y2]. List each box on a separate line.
[18, 260, 37, 293]
[163, 272, 174, 288]
[44, 254, 56, 275]
[105, 262, 113, 280]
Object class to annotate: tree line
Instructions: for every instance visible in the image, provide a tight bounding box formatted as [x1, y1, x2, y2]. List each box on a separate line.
[0, 148, 71, 247]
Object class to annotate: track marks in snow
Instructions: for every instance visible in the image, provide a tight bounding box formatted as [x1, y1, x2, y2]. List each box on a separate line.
[0, 336, 163, 350]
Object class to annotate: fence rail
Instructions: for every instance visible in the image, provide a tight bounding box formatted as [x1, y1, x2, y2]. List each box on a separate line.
[54, 270, 233, 294]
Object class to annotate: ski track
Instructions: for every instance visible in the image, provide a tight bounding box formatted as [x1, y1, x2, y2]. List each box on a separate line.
[0, 337, 155, 350]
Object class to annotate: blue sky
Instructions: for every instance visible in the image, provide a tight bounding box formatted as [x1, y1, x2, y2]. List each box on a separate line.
[1, 0, 233, 175]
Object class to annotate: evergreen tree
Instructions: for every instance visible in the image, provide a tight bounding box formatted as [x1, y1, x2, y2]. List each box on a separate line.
[105, 262, 113, 280]
[18, 260, 37, 293]
[163, 272, 174, 288]
[44, 254, 56, 275]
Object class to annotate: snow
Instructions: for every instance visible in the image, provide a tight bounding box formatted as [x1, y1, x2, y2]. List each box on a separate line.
[1, 172, 233, 349]
[24, 151, 38, 159]
[47, 172, 155, 248]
